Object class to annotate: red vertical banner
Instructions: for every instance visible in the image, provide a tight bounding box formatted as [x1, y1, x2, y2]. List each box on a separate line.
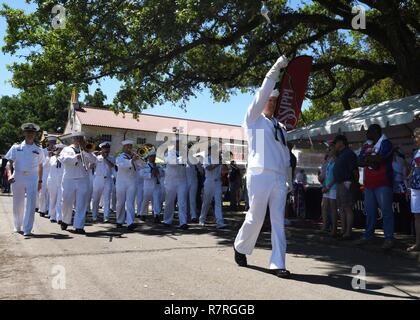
[275, 55, 312, 131]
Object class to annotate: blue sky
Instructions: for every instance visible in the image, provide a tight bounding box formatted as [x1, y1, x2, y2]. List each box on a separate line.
[0, 0, 310, 125]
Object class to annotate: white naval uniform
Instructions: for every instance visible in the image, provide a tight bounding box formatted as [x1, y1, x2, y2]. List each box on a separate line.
[115, 153, 142, 225]
[47, 155, 64, 222]
[136, 162, 146, 216]
[86, 169, 94, 212]
[163, 152, 188, 226]
[5, 141, 44, 234]
[234, 76, 290, 270]
[140, 162, 163, 216]
[92, 154, 115, 221]
[199, 157, 225, 226]
[59, 146, 97, 229]
[186, 161, 198, 219]
[38, 148, 51, 214]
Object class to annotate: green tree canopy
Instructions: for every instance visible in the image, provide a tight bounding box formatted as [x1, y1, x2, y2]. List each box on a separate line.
[0, 85, 70, 154]
[1, 0, 419, 117]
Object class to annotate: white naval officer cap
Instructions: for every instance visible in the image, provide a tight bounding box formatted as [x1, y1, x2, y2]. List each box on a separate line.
[21, 123, 40, 132]
[70, 131, 86, 138]
[270, 89, 280, 97]
[99, 141, 111, 148]
[47, 135, 58, 142]
[55, 143, 66, 149]
[121, 139, 134, 146]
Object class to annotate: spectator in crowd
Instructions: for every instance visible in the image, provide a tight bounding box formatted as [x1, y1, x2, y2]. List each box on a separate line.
[229, 160, 242, 211]
[407, 127, 420, 252]
[357, 124, 395, 249]
[288, 143, 297, 181]
[332, 135, 359, 240]
[321, 148, 338, 236]
[392, 148, 409, 194]
[294, 169, 307, 218]
[319, 153, 329, 232]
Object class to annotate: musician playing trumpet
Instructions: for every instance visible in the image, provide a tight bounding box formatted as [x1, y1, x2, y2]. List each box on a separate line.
[115, 139, 144, 230]
[58, 132, 97, 234]
[92, 141, 115, 223]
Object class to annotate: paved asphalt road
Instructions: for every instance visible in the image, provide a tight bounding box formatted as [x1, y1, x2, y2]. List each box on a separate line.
[0, 194, 419, 300]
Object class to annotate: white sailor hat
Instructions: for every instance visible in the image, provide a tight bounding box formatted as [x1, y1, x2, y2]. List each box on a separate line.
[147, 150, 156, 157]
[21, 123, 40, 132]
[270, 89, 280, 98]
[99, 141, 111, 148]
[47, 136, 58, 142]
[71, 131, 86, 138]
[55, 143, 66, 149]
[121, 139, 134, 146]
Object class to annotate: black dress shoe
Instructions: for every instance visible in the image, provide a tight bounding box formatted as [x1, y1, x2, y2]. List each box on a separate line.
[35, 208, 39, 212]
[191, 218, 198, 223]
[116, 223, 123, 228]
[154, 216, 161, 224]
[39, 212, 45, 217]
[60, 222, 68, 230]
[57, 220, 62, 225]
[50, 219, 57, 223]
[127, 224, 136, 231]
[75, 228, 86, 234]
[162, 222, 172, 227]
[234, 248, 247, 267]
[179, 224, 189, 230]
[274, 269, 291, 278]
[139, 216, 147, 222]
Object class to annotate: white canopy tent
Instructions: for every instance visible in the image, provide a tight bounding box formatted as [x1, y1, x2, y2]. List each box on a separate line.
[288, 94, 420, 156]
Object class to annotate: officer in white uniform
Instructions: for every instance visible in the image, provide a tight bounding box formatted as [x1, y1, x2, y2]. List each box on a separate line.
[199, 144, 227, 229]
[47, 143, 65, 223]
[92, 142, 115, 223]
[5, 123, 44, 236]
[139, 150, 163, 223]
[234, 56, 291, 278]
[39, 135, 57, 217]
[163, 148, 189, 229]
[115, 140, 143, 230]
[186, 143, 199, 223]
[59, 132, 97, 234]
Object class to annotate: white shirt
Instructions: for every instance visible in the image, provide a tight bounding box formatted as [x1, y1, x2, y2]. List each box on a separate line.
[140, 162, 163, 187]
[42, 148, 52, 180]
[243, 77, 290, 176]
[5, 141, 44, 177]
[164, 150, 187, 181]
[47, 155, 64, 183]
[58, 145, 97, 180]
[94, 154, 115, 179]
[116, 152, 143, 181]
[204, 156, 222, 183]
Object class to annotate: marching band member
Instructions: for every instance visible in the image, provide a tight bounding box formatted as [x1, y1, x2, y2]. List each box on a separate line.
[136, 156, 147, 219]
[198, 144, 227, 229]
[59, 132, 97, 234]
[5, 123, 44, 236]
[38, 135, 57, 217]
[233, 55, 291, 278]
[91, 142, 115, 223]
[163, 147, 189, 229]
[140, 150, 163, 223]
[47, 143, 65, 223]
[186, 143, 199, 223]
[115, 140, 143, 230]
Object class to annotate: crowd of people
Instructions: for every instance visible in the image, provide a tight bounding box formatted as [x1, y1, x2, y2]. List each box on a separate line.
[317, 126, 420, 252]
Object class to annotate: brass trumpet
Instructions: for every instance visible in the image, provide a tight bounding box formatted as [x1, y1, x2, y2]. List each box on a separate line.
[137, 144, 154, 159]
